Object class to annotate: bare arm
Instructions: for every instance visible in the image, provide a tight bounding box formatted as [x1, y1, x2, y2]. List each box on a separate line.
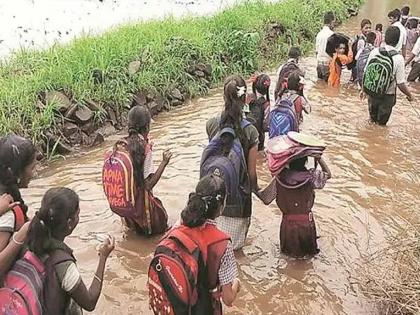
[0, 222, 30, 276]
[317, 157, 332, 179]
[144, 150, 172, 191]
[221, 279, 241, 307]
[247, 145, 259, 192]
[69, 236, 115, 312]
[397, 83, 414, 101]
[405, 51, 415, 66]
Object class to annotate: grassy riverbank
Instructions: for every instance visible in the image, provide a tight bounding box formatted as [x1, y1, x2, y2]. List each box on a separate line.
[0, 0, 362, 154]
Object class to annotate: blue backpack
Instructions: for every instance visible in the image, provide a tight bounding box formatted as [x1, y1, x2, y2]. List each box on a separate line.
[200, 120, 250, 216]
[268, 97, 298, 139]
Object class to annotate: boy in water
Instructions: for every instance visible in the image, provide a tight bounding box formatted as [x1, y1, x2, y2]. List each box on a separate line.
[362, 26, 414, 125]
[328, 41, 353, 88]
[406, 35, 420, 82]
[350, 19, 372, 81]
[316, 12, 336, 81]
[388, 9, 407, 57]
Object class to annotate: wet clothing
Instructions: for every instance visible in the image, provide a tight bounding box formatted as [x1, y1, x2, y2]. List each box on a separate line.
[123, 135, 168, 235]
[316, 63, 330, 81]
[316, 26, 334, 81]
[365, 45, 406, 125]
[216, 216, 251, 251]
[328, 50, 353, 88]
[206, 116, 259, 249]
[276, 168, 329, 258]
[368, 94, 397, 125]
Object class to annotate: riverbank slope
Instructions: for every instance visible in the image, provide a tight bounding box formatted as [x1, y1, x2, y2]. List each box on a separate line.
[0, 0, 362, 156]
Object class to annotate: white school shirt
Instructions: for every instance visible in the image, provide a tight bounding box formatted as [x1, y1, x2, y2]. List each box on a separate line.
[316, 26, 334, 63]
[393, 21, 407, 52]
[365, 45, 406, 94]
[412, 37, 420, 63]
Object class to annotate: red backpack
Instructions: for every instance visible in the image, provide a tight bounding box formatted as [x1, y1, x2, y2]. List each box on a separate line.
[148, 224, 230, 315]
[0, 250, 74, 315]
[102, 140, 137, 219]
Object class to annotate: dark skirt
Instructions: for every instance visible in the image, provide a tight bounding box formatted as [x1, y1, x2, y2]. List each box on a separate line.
[280, 212, 319, 258]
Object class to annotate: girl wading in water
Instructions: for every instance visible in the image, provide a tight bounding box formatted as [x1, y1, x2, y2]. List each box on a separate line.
[25, 187, 114, 314]
[205, 76, 259, 250]
[0, 135, 38, 277]
[148, 175, 240, 315]
[103, 105, 172, 235]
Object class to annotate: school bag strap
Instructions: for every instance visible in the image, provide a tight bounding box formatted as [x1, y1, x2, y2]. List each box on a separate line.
[12, 205, 26, 231]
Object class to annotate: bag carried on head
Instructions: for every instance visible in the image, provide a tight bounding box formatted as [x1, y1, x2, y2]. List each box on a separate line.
[356, 45, 374, 84]
[0, 250, 74, 315]
[363, 48, 397, 97]
[148, 225, 229, 315]
[102, 139, 168, 235]
[268, 97, 299, 139]
[200, 120, 250, 218]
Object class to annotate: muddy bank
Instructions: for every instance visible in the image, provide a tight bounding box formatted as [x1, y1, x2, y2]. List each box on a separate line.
[0, 0, 362, 157]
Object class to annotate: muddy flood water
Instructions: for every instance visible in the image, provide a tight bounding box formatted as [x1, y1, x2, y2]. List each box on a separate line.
[19, 0, 420, 314]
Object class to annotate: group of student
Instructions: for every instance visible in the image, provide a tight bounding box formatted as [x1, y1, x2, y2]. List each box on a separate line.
[1, 7, 418, 315]
[316, 8, 418, 125]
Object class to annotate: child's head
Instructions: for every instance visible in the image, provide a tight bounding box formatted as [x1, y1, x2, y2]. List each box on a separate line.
[366, 32, 377, 45]
[0, 134, 37, 191]
[385, 25, 401, 47]
[375, 23, 383, 32]
[181, 175, 227, 228]
[128, 105, 151, 136]
[388, 9, 401, 25]
[287, 70, 305, 92]
[288, 46, 301, 61]
[401, 6, 410, 17]
[324, 11, 336, 29]
[28, 187, 80, 256]
[335, 43, 346, 54]
[289, 156, 308, 171]
[360, 19, 372, 35]
[407, 18, 418, 30]
[252, 74, 271, 101]
[222, 75, 247, 128]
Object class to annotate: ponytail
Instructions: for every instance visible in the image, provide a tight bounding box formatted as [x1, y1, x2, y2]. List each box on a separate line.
[126, 105, 151, 186]
[27, 187, 79, 256]
[181, 175, 226, 228]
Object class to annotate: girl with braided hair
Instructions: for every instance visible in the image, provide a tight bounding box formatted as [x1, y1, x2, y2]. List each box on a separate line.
[105, 105, 171, 235]
[24, 187, 115, 314]
[245, 73, 271, 151]
[205, 75, 260, 250]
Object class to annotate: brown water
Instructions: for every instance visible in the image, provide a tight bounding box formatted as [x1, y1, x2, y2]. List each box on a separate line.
[21, 0, 420, 314]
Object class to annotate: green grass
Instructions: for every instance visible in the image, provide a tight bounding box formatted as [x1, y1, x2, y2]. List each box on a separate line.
[0, 0, 363, 147]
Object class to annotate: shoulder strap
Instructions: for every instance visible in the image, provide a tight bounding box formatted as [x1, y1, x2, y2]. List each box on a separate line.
[240, 119, 251, 129]
[167, 228, 199, 254]
[12, 205, 26, 231]
[388, 50, 399, 57]
[47, 249, 76, 266]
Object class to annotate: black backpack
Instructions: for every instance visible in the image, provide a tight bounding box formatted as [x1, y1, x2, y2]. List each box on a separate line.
[274, 61, 300, 100]
[347, 35, 364, 70]
[363, 48, 398, 97]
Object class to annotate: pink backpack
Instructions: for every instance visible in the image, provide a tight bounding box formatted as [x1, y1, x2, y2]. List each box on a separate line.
[0, 250, 74, 315]
[102, 139, 138, 218]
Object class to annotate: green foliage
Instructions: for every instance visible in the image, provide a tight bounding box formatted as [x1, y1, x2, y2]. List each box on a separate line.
[0, 0, 362, 143]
